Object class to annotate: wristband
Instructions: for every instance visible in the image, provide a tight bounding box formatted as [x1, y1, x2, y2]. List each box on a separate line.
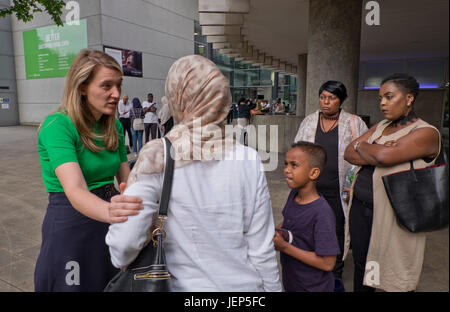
[353, 141, 361, 151]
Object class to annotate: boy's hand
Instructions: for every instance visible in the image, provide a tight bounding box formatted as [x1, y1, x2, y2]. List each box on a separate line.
[273, 231, 288, 252]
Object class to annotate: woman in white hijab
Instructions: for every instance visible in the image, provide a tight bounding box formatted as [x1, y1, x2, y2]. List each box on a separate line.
[106, 55, 281, 292]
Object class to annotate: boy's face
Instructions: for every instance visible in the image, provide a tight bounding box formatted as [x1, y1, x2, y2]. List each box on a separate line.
[284, 147, 318, 189]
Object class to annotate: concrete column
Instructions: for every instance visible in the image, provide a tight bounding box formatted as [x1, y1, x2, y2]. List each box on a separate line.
[296, 54, 307, 117]
[305, 0, 362, 115]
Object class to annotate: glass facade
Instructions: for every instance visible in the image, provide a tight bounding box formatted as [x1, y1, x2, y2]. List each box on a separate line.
[194, 21, 298, 113]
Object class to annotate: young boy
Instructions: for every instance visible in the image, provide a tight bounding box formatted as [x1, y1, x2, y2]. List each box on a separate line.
[273, 141, 340, 292]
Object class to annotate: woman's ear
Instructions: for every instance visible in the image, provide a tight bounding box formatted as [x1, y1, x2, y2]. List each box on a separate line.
[79, 83, 87, 96]
[406, 93, 415, 106]
[309, 167, 321, 181]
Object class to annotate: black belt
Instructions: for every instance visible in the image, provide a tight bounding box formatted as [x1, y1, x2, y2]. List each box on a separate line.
[90, 183, 119, 200]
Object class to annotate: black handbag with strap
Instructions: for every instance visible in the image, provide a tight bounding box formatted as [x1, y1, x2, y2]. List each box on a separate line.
[104, 137, 174, 292]
[382, 142, 449, 233]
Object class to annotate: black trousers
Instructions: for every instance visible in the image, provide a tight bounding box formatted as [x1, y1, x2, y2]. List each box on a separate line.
[322, 194, 345, 280]
[349, 197, 376, 292]
[144, 123, 160, 143]
[119, 117, 133, 147]
[226, 111, 233, 124]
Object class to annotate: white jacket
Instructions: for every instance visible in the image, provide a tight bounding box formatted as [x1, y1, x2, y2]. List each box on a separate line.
[106, 144, 282, 292]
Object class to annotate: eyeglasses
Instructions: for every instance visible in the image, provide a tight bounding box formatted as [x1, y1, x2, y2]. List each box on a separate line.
[319, 95, 338, 102]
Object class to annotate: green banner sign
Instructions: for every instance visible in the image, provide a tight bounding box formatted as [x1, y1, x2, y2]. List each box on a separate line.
[23, 19, 87, 79]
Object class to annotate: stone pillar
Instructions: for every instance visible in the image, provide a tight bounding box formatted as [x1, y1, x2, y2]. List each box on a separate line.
[305, 0, 362, 115]
[272, 72, 279, 101]
[296, 54, 307, 117]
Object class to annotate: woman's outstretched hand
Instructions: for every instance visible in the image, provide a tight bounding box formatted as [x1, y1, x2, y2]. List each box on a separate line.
[108, 182, 143, 224]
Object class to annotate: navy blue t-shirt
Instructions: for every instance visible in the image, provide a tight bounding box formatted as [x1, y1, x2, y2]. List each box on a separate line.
[280, 189, 340, 292]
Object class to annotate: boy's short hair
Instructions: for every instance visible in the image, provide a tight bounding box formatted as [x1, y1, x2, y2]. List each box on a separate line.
[291, 141, 327, 175]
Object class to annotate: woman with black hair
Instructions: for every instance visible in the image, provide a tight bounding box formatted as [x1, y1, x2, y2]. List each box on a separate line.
[130, 97, 145, 157]
[294, 81, 368, 290]
[343, 73, 441, 292]
[236, 97, 254, 144]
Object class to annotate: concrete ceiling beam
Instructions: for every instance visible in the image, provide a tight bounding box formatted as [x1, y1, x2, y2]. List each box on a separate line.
[199, 0, 250, 14]
[257, 52, 265, 64]
[286, 64, 292, 73]
[206, 35, 243, 43]
[264, 55, 273, 67]
[212, 41, 244, 49]
[199, 13, 244, 25]
[202, 25, 241, 36]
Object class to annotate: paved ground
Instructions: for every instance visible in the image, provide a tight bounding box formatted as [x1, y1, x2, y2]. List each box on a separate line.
[0, 125, 448, 292]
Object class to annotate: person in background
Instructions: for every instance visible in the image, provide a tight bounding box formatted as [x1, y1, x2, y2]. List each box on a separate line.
[294, 80, 368, 290]
[235, 97, 255, 144]
[157, 98, 174, 136]
[274, 141, 340, 292]
[226, 103, 235, 124]
[142, 93, 159, 142]
[118, 94, 132, 153]
[106, 54, 281, 292]
[343, 73, 440, 292]
[34, 49, 143, 292]
[274, 98, 285, 113]
[130, 97, 145, 157]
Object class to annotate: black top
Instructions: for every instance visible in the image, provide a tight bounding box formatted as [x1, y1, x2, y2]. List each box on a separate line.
[353, 165, 375, 204]
[234, 102, 256, 119]
[351, 146, 435, 205]
[315, 118, 340, 197]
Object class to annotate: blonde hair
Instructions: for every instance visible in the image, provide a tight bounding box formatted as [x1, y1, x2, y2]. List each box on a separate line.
[58, 49, 123, 152]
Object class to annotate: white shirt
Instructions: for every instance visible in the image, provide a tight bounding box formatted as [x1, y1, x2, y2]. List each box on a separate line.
[158, 104, 172, 125]
[118, 99, 132, 118]
[142, 101, 159, 124]
[106, 144, 282, 292]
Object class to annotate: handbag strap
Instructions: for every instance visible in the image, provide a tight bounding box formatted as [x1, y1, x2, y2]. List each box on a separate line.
[158, 137, 174, 217]
[435, 138, 448, 166]
[408, 137, 447, 181]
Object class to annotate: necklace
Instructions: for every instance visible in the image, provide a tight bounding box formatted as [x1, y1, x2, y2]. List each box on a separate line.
[391, 111, 417, 127]
[320, 112, 339, 132]
[321, 114, 339, 120]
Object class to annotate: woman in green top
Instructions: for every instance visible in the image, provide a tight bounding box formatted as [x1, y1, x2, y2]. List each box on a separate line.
[35, 49, 143, 292]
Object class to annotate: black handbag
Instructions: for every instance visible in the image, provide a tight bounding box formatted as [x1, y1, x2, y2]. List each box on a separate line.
[104, 137, 174, 292]
[382, 143, 449, 233]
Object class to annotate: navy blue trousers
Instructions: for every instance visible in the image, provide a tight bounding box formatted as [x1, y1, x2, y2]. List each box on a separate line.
[34, 184, 119, 292]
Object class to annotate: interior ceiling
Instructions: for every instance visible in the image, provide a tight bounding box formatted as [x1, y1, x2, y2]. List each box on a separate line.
[242, 0, 449, 64]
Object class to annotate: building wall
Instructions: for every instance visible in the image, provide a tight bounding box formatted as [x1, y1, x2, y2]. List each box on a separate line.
[11, 0, 103, 124]
[10, 0, 198, 125]
[100, 0, 198, 105]
[0, 0, 19, 126]
[357, 89, 446, 128]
